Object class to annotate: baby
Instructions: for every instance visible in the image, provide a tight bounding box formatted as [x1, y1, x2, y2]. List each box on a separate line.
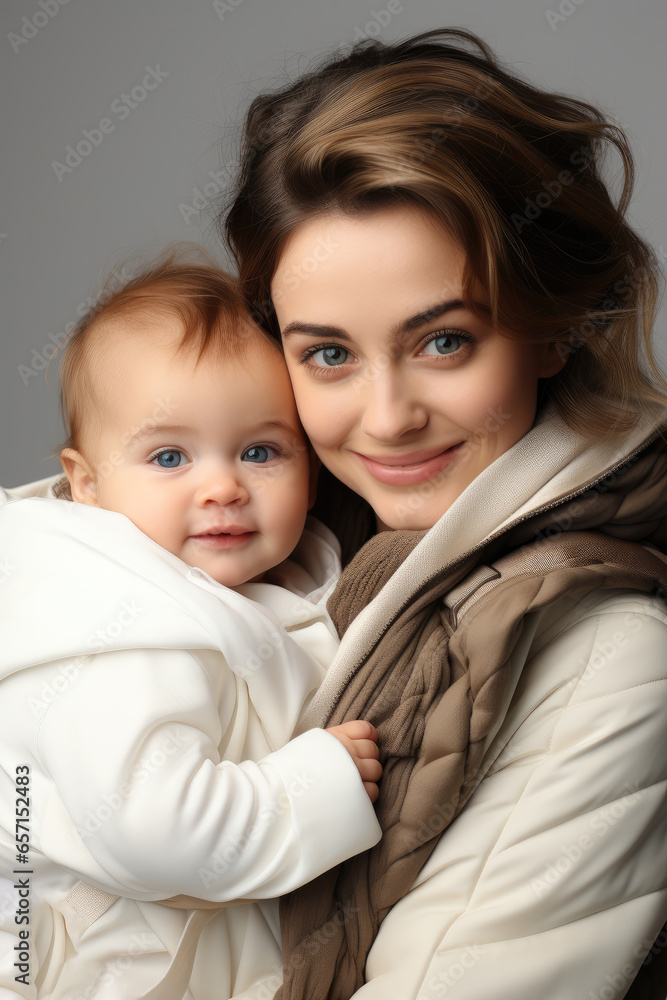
[0, 248, 381, 1000]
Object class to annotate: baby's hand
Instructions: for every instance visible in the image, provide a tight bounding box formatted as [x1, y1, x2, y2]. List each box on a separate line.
[325, 720, 382, 803]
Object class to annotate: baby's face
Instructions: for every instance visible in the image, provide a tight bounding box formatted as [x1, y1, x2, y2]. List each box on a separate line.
[67, 316, 313, 587]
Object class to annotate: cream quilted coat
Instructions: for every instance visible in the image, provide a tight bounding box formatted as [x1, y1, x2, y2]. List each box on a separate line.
[299, 403, 667, 1000]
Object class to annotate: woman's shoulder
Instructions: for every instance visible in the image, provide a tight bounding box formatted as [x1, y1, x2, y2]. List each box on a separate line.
[471, 584, 667, 811]
[364, 584, 667, 1000]
[520, 585, 667, 685]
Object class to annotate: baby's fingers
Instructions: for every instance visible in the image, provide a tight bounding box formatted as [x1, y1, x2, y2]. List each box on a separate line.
[364, 781, 379, 804]
[327, 720, 378, 743]
[355, 755, 383, 784]
[351, 738, 380, 760]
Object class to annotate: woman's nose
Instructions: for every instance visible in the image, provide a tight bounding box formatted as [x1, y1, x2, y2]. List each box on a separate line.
[359, 367, 429, 442]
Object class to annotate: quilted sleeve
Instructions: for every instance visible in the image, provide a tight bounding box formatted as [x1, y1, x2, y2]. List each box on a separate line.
[356, 592, 667, 1000]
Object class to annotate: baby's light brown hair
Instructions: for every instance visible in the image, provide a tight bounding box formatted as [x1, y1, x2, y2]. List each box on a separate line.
[57, 244, 279, 455]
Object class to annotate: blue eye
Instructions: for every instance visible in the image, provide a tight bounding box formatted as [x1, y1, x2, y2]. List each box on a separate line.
[421, 331, 468, 356]
[243, 445, 278, 463]
[303, 345, 350, 367]
[152, 449, 188, 468]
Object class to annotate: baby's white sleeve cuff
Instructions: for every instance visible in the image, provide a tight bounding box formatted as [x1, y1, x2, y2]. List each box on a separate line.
[261, 727, 382, 886]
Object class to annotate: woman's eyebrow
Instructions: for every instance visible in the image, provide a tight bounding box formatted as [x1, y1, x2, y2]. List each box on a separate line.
[281, 321, 350, 341]
[281, 299, 480, 343]
[399, 299, 466, 332]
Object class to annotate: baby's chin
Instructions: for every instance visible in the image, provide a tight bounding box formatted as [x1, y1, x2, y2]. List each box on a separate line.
[179, 551, 270, 589]
[173, 532, 271, 588]
[183, 560, 265, 589]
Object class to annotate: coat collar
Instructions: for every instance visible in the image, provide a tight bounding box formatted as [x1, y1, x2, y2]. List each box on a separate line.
[304, 403, 667, 722]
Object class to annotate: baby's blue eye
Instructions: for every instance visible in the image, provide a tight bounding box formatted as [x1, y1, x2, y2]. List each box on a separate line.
[309, 346, 349, 367]
[422, 332, 465, 356]
[152, 449, 188, 468]
[243, 445, 277, 464]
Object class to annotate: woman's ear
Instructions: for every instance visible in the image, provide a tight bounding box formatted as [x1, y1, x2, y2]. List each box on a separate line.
[307, 446, 321, 511]
[535, 341, 570, 379]
[59, 448, 100, 507]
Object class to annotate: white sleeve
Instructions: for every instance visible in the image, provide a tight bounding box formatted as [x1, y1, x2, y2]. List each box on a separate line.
[360, 596, 667, 1000]
[36, 648, 381, 902]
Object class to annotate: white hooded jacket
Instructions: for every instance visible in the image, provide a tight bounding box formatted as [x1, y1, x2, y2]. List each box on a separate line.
[0, 490, 382, 1000]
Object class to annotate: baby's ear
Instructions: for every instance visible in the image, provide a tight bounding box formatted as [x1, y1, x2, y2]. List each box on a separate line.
[59, 449, 99, 507]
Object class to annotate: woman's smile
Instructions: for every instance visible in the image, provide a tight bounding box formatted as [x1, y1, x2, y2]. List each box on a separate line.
[352, 443, 464, 485]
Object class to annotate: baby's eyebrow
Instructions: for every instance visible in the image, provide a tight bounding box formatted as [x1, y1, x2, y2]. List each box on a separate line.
[125, 424, 192, 446]
[242, 419, 298, 435]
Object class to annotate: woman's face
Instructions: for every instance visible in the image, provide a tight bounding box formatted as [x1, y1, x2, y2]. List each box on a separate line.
[271, 204, 564, 530]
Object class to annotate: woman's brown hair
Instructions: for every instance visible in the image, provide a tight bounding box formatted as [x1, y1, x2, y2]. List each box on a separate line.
[222, 27, 666, 440]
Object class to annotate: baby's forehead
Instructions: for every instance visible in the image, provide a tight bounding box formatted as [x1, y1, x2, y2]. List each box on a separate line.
[84, 311, 296, 422]
[86, 312, 279, 378]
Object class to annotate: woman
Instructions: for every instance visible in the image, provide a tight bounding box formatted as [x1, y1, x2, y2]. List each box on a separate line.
[222, 28, 667, 1000]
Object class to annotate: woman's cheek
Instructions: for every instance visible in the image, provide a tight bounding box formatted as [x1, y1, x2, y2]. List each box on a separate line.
[289, 373, 348, 449]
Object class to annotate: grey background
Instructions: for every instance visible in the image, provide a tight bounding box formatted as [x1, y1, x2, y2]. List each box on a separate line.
[2, 0, 666, 487]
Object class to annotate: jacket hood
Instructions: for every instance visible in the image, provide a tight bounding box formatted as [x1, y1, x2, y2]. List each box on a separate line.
[301, 402, 667, 726]
[0, 492, 337, 683]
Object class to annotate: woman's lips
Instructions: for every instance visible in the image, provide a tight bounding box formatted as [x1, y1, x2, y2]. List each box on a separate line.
[189, 532, 256, 549]
[353, 444, 464, 485]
